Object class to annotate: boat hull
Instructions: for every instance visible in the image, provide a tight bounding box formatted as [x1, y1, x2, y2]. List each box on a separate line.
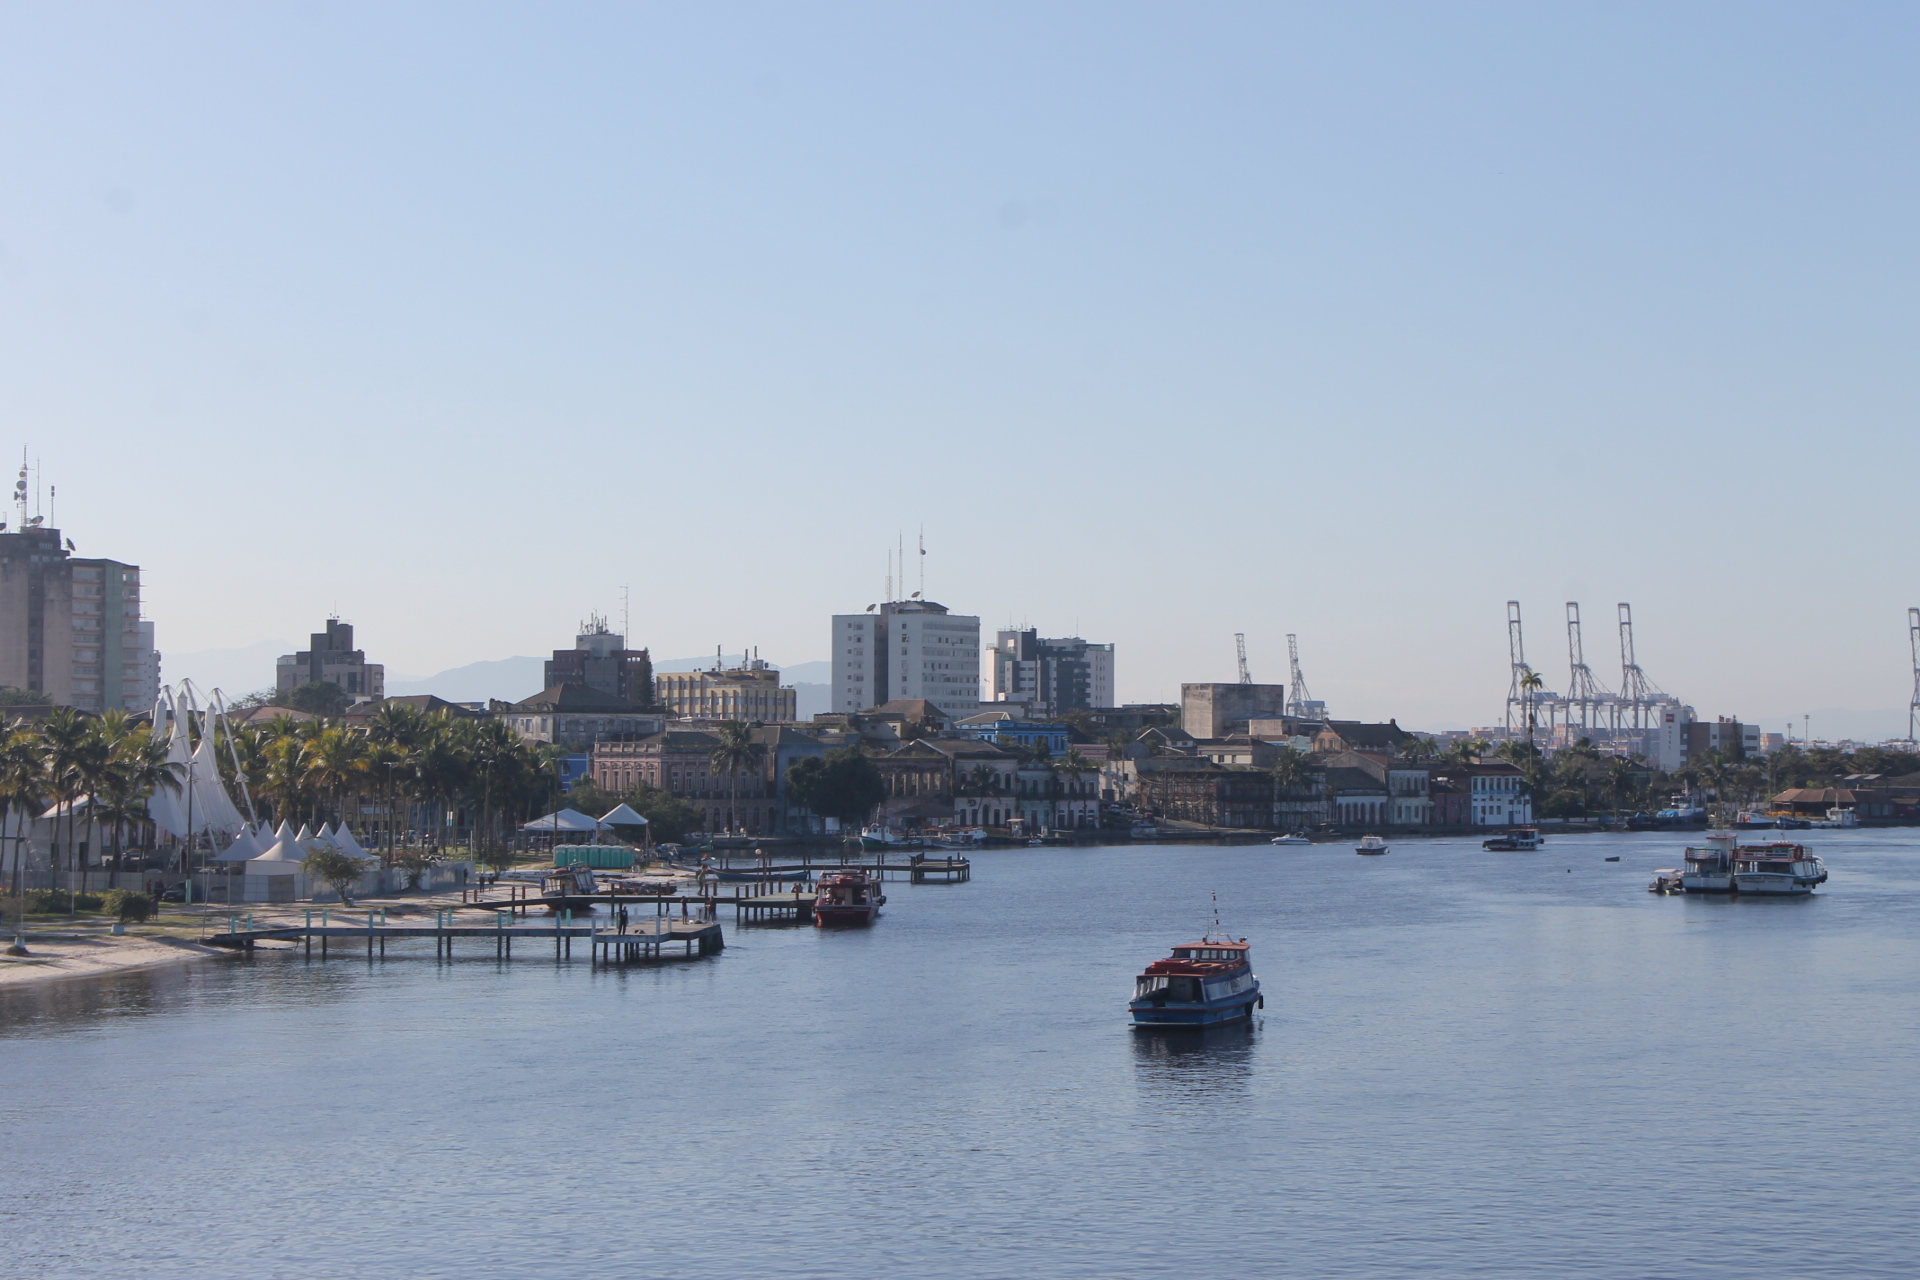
[1732, 873, 1815, 896]
[1130, 991, 1261, 1028]
[1682, 872, 1735, 893]
[813, 904, 880, 927]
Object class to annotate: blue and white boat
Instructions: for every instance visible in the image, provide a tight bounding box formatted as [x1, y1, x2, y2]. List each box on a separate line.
[1129, 928, 1263, 1029]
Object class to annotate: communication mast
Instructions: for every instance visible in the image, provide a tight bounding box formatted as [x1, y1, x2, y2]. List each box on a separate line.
[1565, 602, 1616, 735]
[1235, 633, 1252, 684]
[1285, 634, 1324, 719]
[1908, 607, 1919, 742]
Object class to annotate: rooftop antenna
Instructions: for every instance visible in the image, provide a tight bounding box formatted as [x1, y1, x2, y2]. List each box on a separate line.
[1908, 607, 1919, 742]
[918, 526, 926, 598]
[47, 484, 54, 529]
[1235, 633, 1252, 684]
[13, 451, 26, 529]
[622, 584, 630, 644]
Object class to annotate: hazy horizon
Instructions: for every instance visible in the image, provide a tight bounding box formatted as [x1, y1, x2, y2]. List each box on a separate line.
[8, 3, 1917, 737]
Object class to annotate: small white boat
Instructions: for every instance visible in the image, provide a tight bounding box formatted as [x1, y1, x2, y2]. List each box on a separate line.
[1270, 833, 1311, 846]
[1355, 834, 1389, 856]
[1732, 843, 1828, 895]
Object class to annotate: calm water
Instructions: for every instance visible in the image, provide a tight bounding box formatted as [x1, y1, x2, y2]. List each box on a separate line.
[4, 831, 1917, 1278]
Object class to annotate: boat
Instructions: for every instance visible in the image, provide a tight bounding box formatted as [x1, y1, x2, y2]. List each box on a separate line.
[1775, 816, 1812, 830]
[1270, 833, 1311, 846]
[1129, 822, 1161, 839]
[1483, 826, 1542, 851]
[1604, 855, 1620, 862]
[1129, 928, 1263, 1029]
[1680, 831, 1739, 893]
[1732, 843, 1828, 895]
[1812, 807, 1859, 829]
[1354, 834, 1389, 855]
[540, 866, 598, 899]
[1648, 869, 1685, 894]
[812, 870, 885, 927]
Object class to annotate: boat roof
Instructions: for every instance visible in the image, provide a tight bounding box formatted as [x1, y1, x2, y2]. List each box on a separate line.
[1173, 939, 1249, 952]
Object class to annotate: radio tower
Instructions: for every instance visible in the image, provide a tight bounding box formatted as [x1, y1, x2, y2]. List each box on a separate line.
[1907, 607, 1919, 742]
[1565, 603, 1615, 735]
[1285, 634, 1322, 718]
[1235, 633, 1252, 684]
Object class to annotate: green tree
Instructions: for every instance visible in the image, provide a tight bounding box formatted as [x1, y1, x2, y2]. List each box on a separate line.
[39, 708, 97, 913]
[301, 725, 369, 825]
[0, 724, 45, 921]
[707, 720, 761, 834]
[0, 687, 47, 707]
[279, 681, 351, 717]
[301, 845, 368, 905]
[786, 748, 886, 830]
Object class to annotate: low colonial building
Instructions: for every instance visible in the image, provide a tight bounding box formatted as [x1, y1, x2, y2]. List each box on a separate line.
[590, 729, 776, 835]
[1429, 760, 1532, 826]
[506, 684, 664, 751]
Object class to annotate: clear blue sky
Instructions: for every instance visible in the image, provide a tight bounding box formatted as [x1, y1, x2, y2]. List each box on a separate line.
[3, 3, 1915, 733]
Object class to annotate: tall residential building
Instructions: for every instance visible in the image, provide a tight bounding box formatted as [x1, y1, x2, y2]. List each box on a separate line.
[544, 614, 654, 706]
[0, 525, 162, 712]
[832, 599, 980, 718]
[656, 657, 797, 722]
[276, 620, 385, 703]
[987, 630, 1114, 715]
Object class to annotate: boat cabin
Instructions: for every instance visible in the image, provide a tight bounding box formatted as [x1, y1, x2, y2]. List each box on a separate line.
[1168, 943, 1250, 963]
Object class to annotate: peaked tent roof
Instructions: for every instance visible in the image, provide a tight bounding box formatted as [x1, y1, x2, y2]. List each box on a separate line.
[332, 824, 372, 858]
[522, 808, 600, 832]
[214, 829, 266, 862]
[598, 803, 648, 827]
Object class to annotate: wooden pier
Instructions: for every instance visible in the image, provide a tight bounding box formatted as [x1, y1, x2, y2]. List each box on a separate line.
[202, 907, 724, 962]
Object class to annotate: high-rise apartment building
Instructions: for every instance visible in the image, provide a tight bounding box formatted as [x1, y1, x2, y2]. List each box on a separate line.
[0, 525, 161, 712]
[832, 599, 980, 718]
[987, 630, 1114, 715]
[545, 615, 654, 705]
[276, 620, 385, 703]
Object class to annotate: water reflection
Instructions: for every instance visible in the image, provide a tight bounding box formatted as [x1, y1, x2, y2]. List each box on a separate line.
[1129, 1019, 1258, 1099]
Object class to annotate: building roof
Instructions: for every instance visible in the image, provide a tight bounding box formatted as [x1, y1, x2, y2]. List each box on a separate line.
[344, 694, 481, 721]
[510, 683, 642, 713]
[1324, 766, 1388, 795]
[1316, 720, 1414, 750]
[865, 699, 953, 724]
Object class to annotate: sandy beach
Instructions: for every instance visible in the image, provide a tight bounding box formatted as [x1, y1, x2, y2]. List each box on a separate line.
[0, 933, 231, 989]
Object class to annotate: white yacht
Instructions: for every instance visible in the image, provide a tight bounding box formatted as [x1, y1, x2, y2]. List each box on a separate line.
[1732, 844, 1828, 895]
[1354, 835, 1389, 856]
[1270, 833, 1311, 846]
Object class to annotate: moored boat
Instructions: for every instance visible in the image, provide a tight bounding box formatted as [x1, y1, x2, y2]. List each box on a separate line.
[812, 870, 885, 927]
[1680, 831, 1739, 893]
[1129, 932, 1262, 1028]
[1355, 834, 1389, 855]
[1732, 843, 1828, 895]
[1483, 826, 1542, 851]
[1270, 832, 1311, 846]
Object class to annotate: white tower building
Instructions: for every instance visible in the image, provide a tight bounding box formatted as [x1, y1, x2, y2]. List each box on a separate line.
[832, 599, 980, 718]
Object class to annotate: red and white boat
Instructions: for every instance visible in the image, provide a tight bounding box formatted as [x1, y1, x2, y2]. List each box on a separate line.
[812, 870, 886, 927]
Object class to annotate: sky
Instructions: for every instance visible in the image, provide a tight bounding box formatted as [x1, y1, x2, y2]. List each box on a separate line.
[2, 2, 1916, 735]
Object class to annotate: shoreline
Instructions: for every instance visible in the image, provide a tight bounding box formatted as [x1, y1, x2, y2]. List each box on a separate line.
[0, 932, 231, 991]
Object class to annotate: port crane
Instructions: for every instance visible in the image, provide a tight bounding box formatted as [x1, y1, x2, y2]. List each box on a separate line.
[1285, 634, 1326, 719]
[1235, 633, 1252, 684]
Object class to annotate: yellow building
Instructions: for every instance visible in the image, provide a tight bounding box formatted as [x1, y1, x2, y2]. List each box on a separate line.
[655, 659, 797, 723]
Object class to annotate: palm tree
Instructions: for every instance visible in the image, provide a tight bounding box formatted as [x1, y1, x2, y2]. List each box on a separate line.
[1519, 669, 1545, 761]
[39, 708, 93, 912]
[0, 723, 45, 904]
[301, 726, 369, 827]
[708, 721, 760, 835]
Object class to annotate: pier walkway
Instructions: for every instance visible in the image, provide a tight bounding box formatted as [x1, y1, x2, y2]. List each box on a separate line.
[202, 907, 724, 962]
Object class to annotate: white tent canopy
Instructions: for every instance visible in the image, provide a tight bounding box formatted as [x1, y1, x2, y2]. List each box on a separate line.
[598, 804, 648, 827]
[214, 829, 266, 862]
[522, 809, 599, 832]
[332, 824, 372, 858]
[246, 838, 308, 873]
